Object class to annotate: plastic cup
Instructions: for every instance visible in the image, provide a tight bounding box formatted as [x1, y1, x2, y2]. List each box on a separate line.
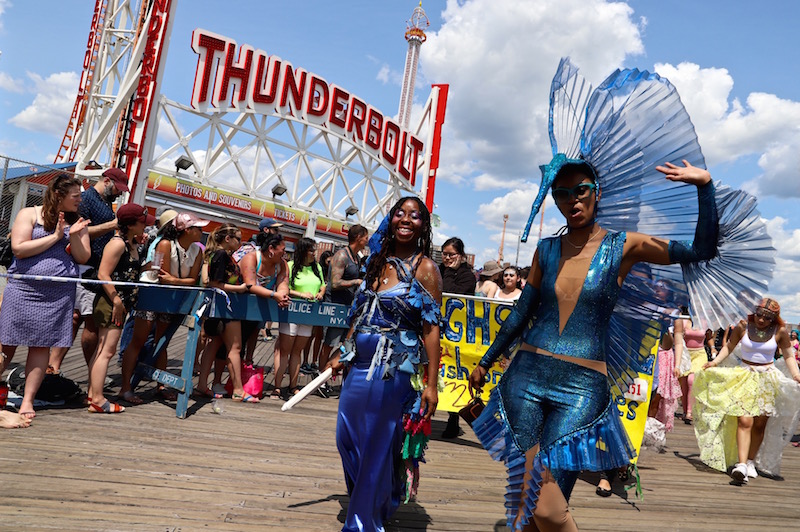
[151, 251, 164, 271]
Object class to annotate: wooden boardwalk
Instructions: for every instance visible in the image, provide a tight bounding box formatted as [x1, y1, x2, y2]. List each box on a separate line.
[1, 327, 799, 531]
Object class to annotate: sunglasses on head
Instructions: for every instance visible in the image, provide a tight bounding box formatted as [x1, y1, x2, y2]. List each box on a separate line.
[552, 183, 597, 203]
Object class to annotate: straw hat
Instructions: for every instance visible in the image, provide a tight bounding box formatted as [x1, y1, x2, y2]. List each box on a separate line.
[480, 260, 503, 278]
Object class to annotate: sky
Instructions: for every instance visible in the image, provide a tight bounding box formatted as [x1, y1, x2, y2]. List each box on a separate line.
[0, 0, 799, 321]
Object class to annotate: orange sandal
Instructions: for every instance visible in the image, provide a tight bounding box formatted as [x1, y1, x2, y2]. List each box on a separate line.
[88, 401, 125, 414]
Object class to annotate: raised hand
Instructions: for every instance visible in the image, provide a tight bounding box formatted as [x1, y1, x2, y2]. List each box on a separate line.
[55, 212, 67, 236]
[656, 160, 711, 186]
[68, 216, 91, 237]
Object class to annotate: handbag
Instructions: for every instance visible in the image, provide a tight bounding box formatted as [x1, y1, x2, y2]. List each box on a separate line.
[0, 237, 13, 268]
[458, 389, 485, 426]
[225, 363, 265, 398]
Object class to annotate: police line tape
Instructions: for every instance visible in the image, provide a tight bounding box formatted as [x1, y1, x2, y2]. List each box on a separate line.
[0, 272, 231, 311]
[0, 273, 353, 328]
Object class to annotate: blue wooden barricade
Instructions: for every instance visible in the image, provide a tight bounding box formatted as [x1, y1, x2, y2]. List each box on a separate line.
[133, 286, 348, 418]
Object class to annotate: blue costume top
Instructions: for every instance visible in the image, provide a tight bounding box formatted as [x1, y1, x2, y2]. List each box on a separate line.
[524, 231, 625, 362]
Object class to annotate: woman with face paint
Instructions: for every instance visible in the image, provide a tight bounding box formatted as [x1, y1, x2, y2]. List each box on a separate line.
[327, 196, 442, 532]
[694, 298, 800, 483]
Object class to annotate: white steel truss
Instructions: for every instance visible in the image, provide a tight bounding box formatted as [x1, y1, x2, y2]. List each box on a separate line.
[144, 91, 443, 228]
[56, 0, 144, 165]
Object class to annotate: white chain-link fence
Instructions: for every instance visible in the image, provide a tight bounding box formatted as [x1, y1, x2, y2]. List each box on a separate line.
[0, 155, 80, 292]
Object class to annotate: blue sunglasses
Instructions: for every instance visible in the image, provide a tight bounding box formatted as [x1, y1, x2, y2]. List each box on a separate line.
[551, 183, 597, 203]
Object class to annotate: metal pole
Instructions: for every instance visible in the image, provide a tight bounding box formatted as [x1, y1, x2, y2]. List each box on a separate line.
[515, 230, 521, 267]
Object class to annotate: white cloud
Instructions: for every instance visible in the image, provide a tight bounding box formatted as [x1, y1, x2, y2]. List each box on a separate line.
[0, 71, 25, 93]
[758, 216, 800, 322]
[421, 0, 644, 185]
[654, 62, 800, 198]
[473, 173, 529, 191]
[376, 64, 402, 86]
[8, 71, 78, 136]
[0, 0, 10, 31]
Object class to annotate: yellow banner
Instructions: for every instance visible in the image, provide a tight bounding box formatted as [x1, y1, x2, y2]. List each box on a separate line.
[438, 295, 511, 412]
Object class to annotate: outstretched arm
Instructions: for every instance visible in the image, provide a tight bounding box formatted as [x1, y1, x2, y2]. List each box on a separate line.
[704, 320, 745, 369]
[621, 160, 717, 271]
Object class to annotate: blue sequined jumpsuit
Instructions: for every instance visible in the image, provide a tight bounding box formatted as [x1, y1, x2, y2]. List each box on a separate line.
[474, 231, 636, 525]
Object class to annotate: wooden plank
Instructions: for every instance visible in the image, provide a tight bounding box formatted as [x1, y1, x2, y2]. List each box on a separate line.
[2, 326, 799, 530]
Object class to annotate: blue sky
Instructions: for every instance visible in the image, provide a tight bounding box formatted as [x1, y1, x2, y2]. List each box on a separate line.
[1, 0, 799, 321]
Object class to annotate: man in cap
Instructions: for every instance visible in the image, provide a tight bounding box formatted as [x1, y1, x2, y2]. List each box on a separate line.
[259, 217, 283, 235]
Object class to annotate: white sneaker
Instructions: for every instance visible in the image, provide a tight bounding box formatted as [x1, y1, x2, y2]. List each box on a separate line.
[731, 463, 748, 484]
[746, 460, 758, 479]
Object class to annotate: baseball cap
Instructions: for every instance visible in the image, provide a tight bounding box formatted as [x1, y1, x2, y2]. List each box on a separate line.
[116, 203, 156, 226]
[259, 218, 283, 231]
[174, 212, 210, 231]
[102, 167, 130, 192]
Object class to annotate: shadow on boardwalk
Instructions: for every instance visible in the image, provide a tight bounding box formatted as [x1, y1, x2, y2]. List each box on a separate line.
[1, 327, 799, 530]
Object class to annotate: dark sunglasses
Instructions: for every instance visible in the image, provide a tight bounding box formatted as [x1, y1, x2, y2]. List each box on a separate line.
[552, 183, 597, 203]
[755, 308, 776, 320]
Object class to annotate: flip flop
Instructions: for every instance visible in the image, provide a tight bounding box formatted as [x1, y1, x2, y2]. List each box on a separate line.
[232, 392, 260, 403]
[88, 401, 125, 414]
[192, 388, 214, 399]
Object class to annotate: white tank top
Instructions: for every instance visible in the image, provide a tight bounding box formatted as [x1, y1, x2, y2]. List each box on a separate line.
[739, 325, 777, 364]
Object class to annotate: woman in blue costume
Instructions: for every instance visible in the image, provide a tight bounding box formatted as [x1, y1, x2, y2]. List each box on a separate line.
[467, 58, 739, 531]
[328, 196, 442, 532]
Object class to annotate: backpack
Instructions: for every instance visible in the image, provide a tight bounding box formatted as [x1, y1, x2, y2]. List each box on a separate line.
[5, 367, 83, 403]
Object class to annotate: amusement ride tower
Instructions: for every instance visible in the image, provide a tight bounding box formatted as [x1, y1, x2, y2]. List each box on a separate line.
[398, 2, 430, 130]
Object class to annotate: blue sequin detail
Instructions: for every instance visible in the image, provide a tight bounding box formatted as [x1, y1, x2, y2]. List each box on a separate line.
[524, 231, 625, 362]
[348, 256, 442, 380]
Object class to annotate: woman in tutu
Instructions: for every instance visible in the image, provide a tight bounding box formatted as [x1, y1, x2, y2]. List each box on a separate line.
[694, 298, 800, 483]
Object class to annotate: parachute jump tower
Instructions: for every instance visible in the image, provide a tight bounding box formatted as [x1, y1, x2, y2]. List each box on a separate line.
[397, 2, 429, 130]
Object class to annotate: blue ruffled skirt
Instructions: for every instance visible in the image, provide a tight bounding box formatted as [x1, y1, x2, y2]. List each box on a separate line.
[473, 351, 635, 528]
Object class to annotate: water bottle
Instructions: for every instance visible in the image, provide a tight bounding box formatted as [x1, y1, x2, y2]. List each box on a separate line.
[211, 398, 224, 414]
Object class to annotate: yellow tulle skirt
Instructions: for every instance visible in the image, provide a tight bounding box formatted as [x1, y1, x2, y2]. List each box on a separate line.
[692, 360, 800, 475]
[678, 346, 707, 377]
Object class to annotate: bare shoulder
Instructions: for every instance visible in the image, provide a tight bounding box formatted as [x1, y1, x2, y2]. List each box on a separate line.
[239, 251, 255, 266]
[415, 256, 441, 281]
[415, 257, 443, 295]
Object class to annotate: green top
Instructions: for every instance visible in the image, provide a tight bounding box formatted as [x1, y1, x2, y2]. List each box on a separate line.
[287, 260, 325, 296]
